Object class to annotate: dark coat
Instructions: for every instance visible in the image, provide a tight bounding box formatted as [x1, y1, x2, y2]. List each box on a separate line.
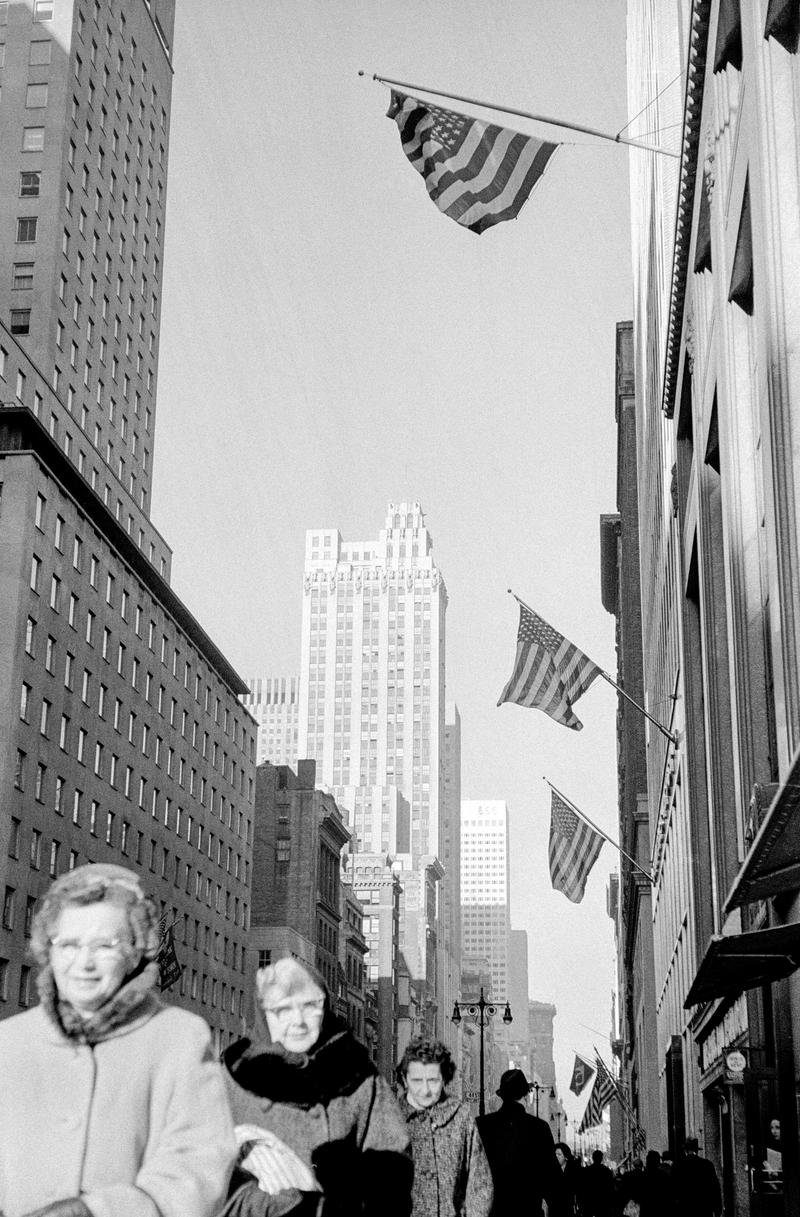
[671, 1153, 722, 1217]
[579, 1161, 616, 1217]
[221, 1014, 412, 1217]
[476, 1101, 562, 1215]
[400, 1094, 494, 1217]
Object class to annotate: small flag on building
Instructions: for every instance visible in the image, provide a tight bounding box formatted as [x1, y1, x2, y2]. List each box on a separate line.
[549, 791, 605, 904]
[497, 604, 602, 730]
[569, 1053, 595, 1097]
[386, 90, 558, 233]
[578, 1055, 617, 1131]
[157, 924, 183, 992]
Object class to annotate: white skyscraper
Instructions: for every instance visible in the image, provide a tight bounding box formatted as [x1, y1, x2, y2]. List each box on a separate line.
[298, 503, 448, 1044]
[242, 676, 299, 766]
[460, 800, 511, 1002]
[298, 502, 446, 862]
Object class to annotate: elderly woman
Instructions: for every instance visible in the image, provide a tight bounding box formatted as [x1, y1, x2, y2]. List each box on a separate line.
[396, 1037, 493, 1217]
[0, 862, 235, 1217]
[221, 955, 412, 1217]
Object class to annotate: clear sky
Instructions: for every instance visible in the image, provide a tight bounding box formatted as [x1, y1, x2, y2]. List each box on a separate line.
[152, 0, 641, 1127]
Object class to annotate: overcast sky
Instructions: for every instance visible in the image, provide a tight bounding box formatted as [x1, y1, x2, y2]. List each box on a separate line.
[151, 0, 652, 1126]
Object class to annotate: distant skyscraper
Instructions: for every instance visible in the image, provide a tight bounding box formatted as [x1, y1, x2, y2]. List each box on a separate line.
[460, 800, 510, 1003]
[298, 502, 446, 861]
[298, 502, 448, 1042]
[242, 676, 299, 766]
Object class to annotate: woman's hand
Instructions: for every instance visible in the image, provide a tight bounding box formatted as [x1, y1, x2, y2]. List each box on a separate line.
[235, 1123, 319, 1194]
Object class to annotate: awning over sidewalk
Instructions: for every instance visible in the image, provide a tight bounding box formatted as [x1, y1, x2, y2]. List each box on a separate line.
[725, 744, 800, 911]
[684, 922, 800, 1008]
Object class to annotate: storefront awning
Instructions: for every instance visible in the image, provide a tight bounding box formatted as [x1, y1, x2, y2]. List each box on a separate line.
[684, 922, 800, 1008]
[725, 744, 800, 911]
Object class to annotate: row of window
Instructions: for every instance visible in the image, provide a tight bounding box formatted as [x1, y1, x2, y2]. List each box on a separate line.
[31, 488, 254, 757]
[0, 1, 53, 23]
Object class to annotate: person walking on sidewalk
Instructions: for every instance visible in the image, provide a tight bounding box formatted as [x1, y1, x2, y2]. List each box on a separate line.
[476, 1069, 563, 1217]
[397, 1036, 493, 1217]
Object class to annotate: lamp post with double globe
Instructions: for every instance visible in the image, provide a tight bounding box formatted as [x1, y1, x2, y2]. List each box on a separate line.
[451, 987, 513, 1117]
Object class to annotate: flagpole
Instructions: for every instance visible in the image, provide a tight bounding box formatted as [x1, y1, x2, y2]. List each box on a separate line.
[545, 777, 654, 883]
[361, 72, 680, 159]
[508, 589, 678, 746]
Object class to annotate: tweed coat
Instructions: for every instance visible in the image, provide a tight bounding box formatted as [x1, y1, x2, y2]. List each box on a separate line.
[400, 1095, 494, 1217]
[221, 1017, 413, 1217]
[0, 996, 235, 1217]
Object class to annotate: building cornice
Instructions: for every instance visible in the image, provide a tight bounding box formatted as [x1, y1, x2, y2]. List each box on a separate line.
[0, 404, 249, 696]
[662, 0, 712, 418]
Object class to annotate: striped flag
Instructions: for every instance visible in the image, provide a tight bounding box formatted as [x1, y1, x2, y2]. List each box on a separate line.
[578, 1055, 618, 1131]
[497, 604, 602, 730]
[548, 791, 604, 903]
[386, 90, 558, 234]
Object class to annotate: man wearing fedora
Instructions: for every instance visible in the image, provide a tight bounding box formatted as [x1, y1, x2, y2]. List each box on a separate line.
[477, 1069, 563, 1216]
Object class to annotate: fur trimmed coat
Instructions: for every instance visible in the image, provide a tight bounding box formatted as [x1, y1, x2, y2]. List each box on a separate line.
[400, 1095, 494, 1217]
[0, 967, 235, 1217]
[221, 1015, 412, 1217]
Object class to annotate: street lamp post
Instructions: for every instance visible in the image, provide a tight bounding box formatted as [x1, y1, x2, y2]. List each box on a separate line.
[530, 1080, 556, 1118]
[451, 987, 513, 1117]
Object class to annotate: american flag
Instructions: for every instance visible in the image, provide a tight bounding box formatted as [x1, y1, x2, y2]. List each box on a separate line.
[548, 791, 605, 904]
[386, 91, 558, 234]
[497, 604, 602, 730]
[578, 1055, 618, 1132]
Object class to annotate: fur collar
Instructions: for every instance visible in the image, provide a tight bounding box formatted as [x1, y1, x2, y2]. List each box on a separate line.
[400, 1094, 463, 1129]
[224, 1013, 377, 1106]
[37, 960, 162, 1045]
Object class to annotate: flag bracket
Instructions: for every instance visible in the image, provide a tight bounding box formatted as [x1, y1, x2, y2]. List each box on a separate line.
[362, 72, 680, 158]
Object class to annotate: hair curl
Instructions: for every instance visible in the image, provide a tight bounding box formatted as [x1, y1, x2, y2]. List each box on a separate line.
[30, 863, 160, 970]
[396, 1035, 456, 1086]
[255, 955, 330, 1009]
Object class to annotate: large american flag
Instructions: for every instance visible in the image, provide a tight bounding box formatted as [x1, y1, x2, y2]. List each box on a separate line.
[548, 791, 605, 904]
[497, 604, 602, 729]
[578, 1054, 618, 1132]
[386, 91, 558, 234]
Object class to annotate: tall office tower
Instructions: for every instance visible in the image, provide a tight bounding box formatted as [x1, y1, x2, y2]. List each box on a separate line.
[0, 1, 256, 1041]
[507, 927, 531, 1075]
[242, 676, 299, 766]
[439, 702, 461, 1053]
[460, 800, 511, 1020]
[298, 502, 448, 1053]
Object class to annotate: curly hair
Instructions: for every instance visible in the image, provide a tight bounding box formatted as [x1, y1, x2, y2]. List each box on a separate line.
[255, 955, 330, 1009]
[396, 1035, 456, 1085]
[30, 863, 160, 970]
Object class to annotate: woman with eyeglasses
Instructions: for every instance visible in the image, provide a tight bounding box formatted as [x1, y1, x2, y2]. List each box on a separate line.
[0, 862, 235, 1217]
[220, 955, 412, 1217]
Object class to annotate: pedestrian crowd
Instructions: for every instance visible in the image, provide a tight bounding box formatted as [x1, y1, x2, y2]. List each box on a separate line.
[0, 864, 723, 1217]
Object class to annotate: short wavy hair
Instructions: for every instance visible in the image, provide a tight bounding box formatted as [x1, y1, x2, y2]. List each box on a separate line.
[397, 1035, 456, 1085]
[30, 862, 160, 969]
[255, 955, 330, 1009]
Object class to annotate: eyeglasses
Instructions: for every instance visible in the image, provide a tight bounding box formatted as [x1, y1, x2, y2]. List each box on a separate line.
[265, 998, 325, 1023]
[50, 936, 132, 961]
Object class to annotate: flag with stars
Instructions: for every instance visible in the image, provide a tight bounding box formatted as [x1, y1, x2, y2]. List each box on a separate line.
[578, 1055, 618, 1132]
[497, 604, 602, 729]
[548, 791, 605, 904]
[386, 90, 558, 234]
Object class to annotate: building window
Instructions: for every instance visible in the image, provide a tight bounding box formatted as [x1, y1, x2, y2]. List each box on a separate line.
[29, 39, 51, 65]
[10, 310, 31, 335]
[3, 887, 15, 931]
[33, 0, 55, 19]
[17, 216, 38, 243]
[22, 127, 45, 153]
[18, 965, 32, 1007]
[25, 83, 48, 108]
[8, 818, 20, 860]
[12, 263, 34, 290]
[30, 829, 42, 870]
